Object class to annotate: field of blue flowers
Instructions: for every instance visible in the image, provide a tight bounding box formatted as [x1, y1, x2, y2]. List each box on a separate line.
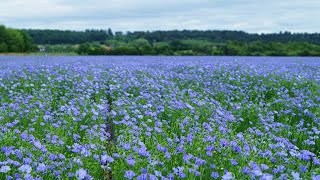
[0, 56, 319, 179]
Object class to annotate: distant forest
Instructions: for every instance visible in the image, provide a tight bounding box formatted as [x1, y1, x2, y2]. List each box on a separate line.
[1, 24, 320, 56]
[23, 29, 320, 44]
[23, 29, 320, 56]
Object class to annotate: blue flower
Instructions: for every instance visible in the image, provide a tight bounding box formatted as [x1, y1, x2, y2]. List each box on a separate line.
[299, 165, 307, 173]
[124, 170, 135, 179]
[123, 143, 131, 150]
[14, 173, 21, 179]
[313, 157, 320, 165]
[68, 172, 74, 178]
[261, 164, 269, 170]
[187, 133, 193, 143]
[280, 173, 289, 180]
[18, 164, 32, 174]
[206, 145, 214, 152]
[243, 166, 250, 175]
[195, 158, 206, 166]
[24, 174, 34, 180]
[0, 165, 11, 173]
[173, 166, 186, 178]
[36, 163, 46, 173]
[49, 154, 58, 161]
[1, 146, 14, 156]
[136, 173, 148, 180]
[222, 172, 234, 180]
[76, 168, 87, 180]
[101, 154, 114, 164]
[150, 174, 158, 180]
[252, 168, 262, 177]
[178, 171, 186, 178]
[183, 154, 192, 163]
[176, 145, 184, 153]
[312, 175, 320, 180]
[157, 144, 167, 153]
[167, 173, 174, 179]
[260, 173, 273, 180]
[54, 170, 61, 177]
[211, 172, 219, 179]
[272, 165, 285, 174]
[138, 147, 149, 157]
[165, 152, 171, 159]
[220, 138, 229, 147]
[291, 171, 301, 180]
[23, 158, 32, 165]
[126, 158, 136, 166]
[230, 159, 238, 166]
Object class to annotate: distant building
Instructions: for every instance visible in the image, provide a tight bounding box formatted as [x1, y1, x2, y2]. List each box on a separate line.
[39, 47, 46, 52]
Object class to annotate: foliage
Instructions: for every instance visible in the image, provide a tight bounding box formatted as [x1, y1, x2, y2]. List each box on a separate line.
[9, 27, 320, 56]
[0, 25, 36, 53]
[22, 29, 114, 44]
[76, 39, 320, 56]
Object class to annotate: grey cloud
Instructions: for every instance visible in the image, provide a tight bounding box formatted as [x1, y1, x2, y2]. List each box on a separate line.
[0, 0, 319, 33]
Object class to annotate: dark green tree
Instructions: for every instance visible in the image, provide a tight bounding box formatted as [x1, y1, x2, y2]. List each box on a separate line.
[108, 28, 114, 36]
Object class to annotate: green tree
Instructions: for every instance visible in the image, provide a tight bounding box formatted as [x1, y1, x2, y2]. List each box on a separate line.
[5, 29, 25, 52]
[154, 42, 173, 55]
[129, 38, 153, 55]
[21, 31, 34, 52]
[0, 25, 5, 43]
[0, 25, 8, 52]
[108, 28, 114, 36]
[77, 43, 91, 55]
[0, 42, 8, 52]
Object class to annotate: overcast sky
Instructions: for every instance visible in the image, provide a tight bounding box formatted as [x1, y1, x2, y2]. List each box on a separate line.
[0, 0, 319, 33]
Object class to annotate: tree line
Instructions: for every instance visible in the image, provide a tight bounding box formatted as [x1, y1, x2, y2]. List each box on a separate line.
[22, 28, 320, 56]
[2, 25, 320, 56]
[23, 29, 320, 45]
[124, 30, 320, 44]
[75, 39, 320, 56]
[22, 29, 114, 44]
[0, 25, 36, 53]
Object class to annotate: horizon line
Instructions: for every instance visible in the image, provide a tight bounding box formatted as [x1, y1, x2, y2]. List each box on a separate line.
[19, 28, 320, 35]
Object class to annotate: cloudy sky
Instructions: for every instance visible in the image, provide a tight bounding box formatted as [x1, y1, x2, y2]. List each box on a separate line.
[0, 0, 319, 33]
